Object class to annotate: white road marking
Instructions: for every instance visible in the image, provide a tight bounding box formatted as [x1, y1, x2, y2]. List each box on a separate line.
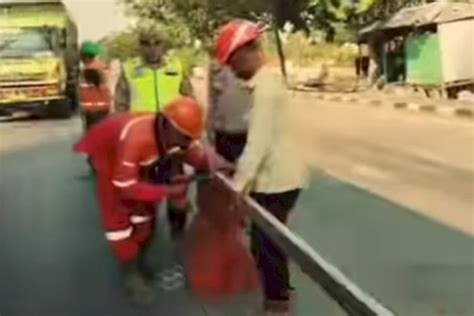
[351, 164, 394, 182]
[407, 103, 420, 111]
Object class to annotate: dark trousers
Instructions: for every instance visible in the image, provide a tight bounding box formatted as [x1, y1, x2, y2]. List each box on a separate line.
[250, 190, 301, 301]
[214, 130, 247, 163]
[149, 154, 188, 232]
[355, 56, 370, 77]
[82, 110, 109, 132]
[81, 110, 109, 171]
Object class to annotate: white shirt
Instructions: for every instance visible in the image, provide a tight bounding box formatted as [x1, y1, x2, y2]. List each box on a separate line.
[233, 68, 310, 194]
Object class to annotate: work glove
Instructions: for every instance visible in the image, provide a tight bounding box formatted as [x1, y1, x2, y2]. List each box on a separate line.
[170, 174, 193, 184]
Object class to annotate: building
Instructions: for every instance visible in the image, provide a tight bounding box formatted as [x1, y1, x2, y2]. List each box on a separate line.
[359, 1, 474, 98]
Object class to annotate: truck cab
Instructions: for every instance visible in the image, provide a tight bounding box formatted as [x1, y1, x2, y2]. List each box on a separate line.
[0, 0, 79, 118]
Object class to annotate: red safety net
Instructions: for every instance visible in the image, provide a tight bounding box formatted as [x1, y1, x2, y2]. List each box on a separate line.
[184, 176, 259, 299]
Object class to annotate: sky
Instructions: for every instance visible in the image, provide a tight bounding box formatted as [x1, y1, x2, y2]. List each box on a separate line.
[62, 0, 131, 41]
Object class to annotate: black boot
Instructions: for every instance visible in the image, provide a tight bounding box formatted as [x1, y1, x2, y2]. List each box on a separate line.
[167, 205, 188, 238]
[137, 241, 159, 281]
[121, 258, 156, 306]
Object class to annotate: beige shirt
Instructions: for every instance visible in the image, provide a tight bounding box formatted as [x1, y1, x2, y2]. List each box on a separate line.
[233, 68, 310, 194]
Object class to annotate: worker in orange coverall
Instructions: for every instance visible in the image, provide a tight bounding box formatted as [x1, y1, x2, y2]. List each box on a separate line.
[74, 97, 223, 306]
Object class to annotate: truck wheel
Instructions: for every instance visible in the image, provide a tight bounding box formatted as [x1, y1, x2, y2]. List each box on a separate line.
[45, 100, 73, 119]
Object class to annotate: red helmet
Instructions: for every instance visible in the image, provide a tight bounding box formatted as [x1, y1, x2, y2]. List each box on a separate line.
[215, 20, 263, 65]
[162, 97, 204, 140]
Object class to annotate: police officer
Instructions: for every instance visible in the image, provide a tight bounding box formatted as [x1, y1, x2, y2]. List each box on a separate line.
[115, 22, 193, 111]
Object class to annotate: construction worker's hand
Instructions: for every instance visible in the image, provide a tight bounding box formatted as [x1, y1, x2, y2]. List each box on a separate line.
[215, 162, 235, 177]
[165, 183, 188, 199]
[170, 174, 193, 184]
[206, 150, 234, 173]
[230, 189, 246, 214]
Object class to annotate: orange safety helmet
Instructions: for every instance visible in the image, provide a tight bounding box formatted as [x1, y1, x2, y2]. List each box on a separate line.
[162, 97, 204, 140]
[214, 20, 263, 65]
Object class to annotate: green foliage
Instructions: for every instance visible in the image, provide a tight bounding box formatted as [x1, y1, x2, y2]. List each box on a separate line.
[122, 0, 312, 40]
[111, 0, 437, 71]
[355, 0, 437, 26]
[264, 31, 358, 67]
[120, 0, 436, 43]
[122, 0, 419, 48]
[172, 46, 208, 75]
[100, 30, 139, 61]
[121, 0, 233, 44]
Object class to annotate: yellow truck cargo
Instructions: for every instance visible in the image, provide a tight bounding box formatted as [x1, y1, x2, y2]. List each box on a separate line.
[0, 0, 79, 118]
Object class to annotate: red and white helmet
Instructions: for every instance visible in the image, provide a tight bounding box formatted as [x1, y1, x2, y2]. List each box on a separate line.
[214, 20, 263, 65]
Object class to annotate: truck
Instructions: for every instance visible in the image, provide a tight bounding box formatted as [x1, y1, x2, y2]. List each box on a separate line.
[0, 0, 79, 118]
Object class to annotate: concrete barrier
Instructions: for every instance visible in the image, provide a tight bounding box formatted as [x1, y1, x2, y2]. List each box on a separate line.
[292, 88, 473, 121]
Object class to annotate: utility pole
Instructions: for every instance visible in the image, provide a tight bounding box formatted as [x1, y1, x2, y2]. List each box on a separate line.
[272, 0, 288, 82]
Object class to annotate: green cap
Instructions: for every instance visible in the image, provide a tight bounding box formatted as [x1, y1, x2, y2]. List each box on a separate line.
[80, 41, 102, 57]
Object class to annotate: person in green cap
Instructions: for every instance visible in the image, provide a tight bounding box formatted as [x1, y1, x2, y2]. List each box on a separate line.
[79, 41, 111, 134]
[80, 41, 105, 71]
[115, 21, 194, 239]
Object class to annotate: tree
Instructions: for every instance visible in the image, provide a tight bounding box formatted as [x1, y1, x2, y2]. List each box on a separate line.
[303, 0, 378, 41]
[119, 0, 375, 79]
[121, 0, 318, 40]
[120, 0, 430, 76]
[355, 0, 437, 26]
[100, 30, 138, 61]
[120, 0, 311, 78]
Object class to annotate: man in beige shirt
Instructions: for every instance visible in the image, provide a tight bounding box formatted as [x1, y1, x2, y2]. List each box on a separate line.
[214, 20, 310, 315]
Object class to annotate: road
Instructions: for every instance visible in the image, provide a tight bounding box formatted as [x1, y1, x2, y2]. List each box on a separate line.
[288, 94, 474, 236]
[0, 117, 341, 316]
[195, 74, 474, 234]
[0, 98, 473, 315]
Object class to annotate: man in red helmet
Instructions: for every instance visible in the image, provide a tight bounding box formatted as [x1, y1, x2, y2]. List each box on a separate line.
[214, 20, 310, 315]
[74, 97, 221, 306]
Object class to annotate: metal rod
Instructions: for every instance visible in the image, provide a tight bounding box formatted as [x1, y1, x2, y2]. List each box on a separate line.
[214, 172, 395, 316]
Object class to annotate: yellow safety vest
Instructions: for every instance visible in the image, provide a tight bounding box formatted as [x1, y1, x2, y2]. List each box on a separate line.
[123, 57, 184, 113]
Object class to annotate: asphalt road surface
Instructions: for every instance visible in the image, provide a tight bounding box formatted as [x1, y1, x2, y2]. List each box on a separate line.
[0, 117, 341, 316]
[0, 106, 473, 315]
[289, 95, 474, 236]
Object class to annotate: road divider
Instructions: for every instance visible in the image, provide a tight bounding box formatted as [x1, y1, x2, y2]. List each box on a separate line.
[291, 87, 474, 121]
